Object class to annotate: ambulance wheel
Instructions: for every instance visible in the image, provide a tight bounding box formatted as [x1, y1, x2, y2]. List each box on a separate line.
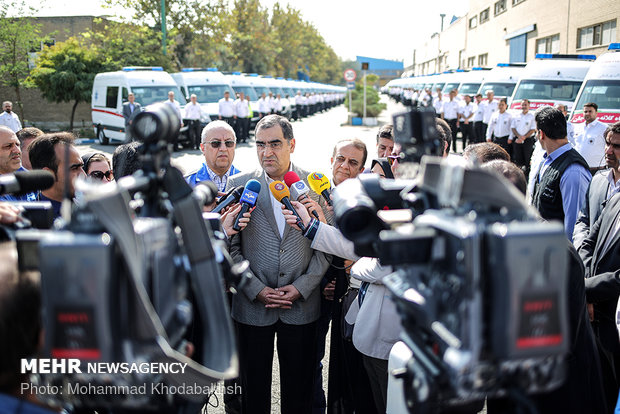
[97, 127, 109, 145]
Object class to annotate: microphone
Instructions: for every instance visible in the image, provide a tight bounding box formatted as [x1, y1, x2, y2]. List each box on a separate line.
[212, 186, 243, 214]
[232, 179, 261, 232]
[0, 170, 54, 196]
[307, 172, 332, 206]
[269, 180, 306, 232]
[283, 171, 319, 219]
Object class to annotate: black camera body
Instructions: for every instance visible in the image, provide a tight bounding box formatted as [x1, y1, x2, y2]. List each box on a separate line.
[333, 108, 569, 413]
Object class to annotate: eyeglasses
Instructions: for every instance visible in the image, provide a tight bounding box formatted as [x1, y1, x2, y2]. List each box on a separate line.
[207, 140, 236, 148]
[387, 154, 401, 166]
[89, 170, 113, 180]
[255, 140, 284, 150]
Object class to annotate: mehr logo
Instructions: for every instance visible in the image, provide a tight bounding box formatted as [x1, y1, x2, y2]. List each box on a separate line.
[274, 182, 285, 191]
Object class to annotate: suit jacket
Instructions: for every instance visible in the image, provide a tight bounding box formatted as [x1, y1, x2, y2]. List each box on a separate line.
[227, 164, 330, 326]
[573, 170, 610, 250]
[579, 192, 620, 354]
[122, 101, 142, 126]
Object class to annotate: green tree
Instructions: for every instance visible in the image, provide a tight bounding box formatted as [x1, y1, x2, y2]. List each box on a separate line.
[0, 0, 45, 121]
[29, 38, 103, 130]
[229, 0, 275, 74]
[346, 74, 386, 118]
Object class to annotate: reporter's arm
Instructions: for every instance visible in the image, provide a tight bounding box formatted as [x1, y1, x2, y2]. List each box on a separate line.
[311, 221, 358, 261]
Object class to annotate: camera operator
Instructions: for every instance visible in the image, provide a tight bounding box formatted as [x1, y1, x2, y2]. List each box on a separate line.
[28, 133, 85, 218]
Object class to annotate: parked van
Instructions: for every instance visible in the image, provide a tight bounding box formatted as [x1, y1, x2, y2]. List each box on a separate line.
[261, 76, 293, 118]
[509, 54, 595, 114]
[226, 72, 260, 123]
[92, 67, 186, 144]
[441, 70, 467, 95]
[171, 68, 235, 121]
[457, 68, 491, 98]
[478, 63, 526, 101]
[570, 43, 620, 128]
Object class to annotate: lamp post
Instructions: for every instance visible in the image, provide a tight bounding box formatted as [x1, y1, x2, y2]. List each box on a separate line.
[161, 0, 167, 56]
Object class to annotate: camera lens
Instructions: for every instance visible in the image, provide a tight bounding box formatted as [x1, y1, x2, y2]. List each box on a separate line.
[131, 103, 180, 144]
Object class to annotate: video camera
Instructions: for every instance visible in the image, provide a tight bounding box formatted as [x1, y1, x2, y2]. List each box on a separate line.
[5, 104, 249, 411]
[333, 108, 569, 413]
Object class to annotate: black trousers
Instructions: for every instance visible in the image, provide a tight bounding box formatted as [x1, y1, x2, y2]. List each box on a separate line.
[473, 121, 485, 143]
[460, 122, 473, 149]
[237, 320, 317, 414]
[512, 137, 535, 179]
[446, 118, 458, 152]
[221, 116, 235, 129]
[493, 135, 512, 160]
[482, 122, 490, 142]
[187, 119, 201, 149]
[235, 117, 249, 142]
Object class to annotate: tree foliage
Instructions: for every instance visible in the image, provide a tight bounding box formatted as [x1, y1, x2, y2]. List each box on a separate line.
[346, 74, 386, 118]
[29, 38, 103, 130]
[0, 0, 45, 121]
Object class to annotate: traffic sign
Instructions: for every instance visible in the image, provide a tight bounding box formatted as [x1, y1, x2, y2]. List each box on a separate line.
[347, 82, 355, 89]
[344, 69, 356, 82]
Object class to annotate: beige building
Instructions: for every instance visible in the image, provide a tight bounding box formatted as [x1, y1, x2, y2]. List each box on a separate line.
[414, 0, 619, 74]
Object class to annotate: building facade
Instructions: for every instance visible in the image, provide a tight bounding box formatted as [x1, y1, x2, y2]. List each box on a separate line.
[414, 0, 619, 74]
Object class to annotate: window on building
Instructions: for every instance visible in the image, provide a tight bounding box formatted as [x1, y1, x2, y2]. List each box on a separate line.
[494, 0, 507, 16]
[469, 16, 477, 29]
[480, 8, 490, 23]
[478, 54, 488, 66]
[578, 19, 616, 49]
[512, 0, 526, 5]
[467, 56, 476, 67]
[536, 34, 560, 54]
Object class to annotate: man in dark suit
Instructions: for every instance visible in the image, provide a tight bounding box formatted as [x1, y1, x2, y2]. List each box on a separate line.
[227, 115, 330, 414]
[122, 92, 142, 141]
[579, 189, 620, 411]
[574, 122, 620, 250]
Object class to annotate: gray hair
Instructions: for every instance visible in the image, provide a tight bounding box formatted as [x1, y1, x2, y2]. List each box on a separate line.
[201, 120, 237, 143]
[255, 114, 294, 141]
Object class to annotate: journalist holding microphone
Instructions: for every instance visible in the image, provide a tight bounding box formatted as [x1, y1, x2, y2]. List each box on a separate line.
[226, 114, 330, 414]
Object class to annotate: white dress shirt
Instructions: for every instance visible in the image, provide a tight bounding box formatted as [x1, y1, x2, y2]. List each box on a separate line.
[258, 97, 270, 113]
[574, 119, 608, 167]
[473, 102, 484, 122]
[511, 111, 535, 137]
[218, 98, 236, 118]
[184, 102, 202, 120]
[271, 98, 283, 112]
[0, 111, 21, 132]
[265, 169, 291, 238]
[235, 99, 249, 118]
[459, 102, 475, 121]
[442, 100, 459, 120]
[483, 100, 499, 124]
[433, 97, 444, 115]
[486, 111, 513, 140]
[164, 100, 183, 125]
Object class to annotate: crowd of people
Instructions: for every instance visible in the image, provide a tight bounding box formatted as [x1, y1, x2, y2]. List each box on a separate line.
[1, 87, 620, 414]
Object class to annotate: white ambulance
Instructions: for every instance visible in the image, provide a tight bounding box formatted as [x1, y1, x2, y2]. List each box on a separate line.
[457, 67, 491, 98]
[226, 71, 260, 124]
[171, 68, 235, 121]
[478, 63, 526, 101]
[509, 54, 595, 115]
[91, 67, 186, 144]
[570, 43, 620, 128]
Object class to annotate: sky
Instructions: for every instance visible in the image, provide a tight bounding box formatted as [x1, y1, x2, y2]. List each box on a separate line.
[25, 0, 470, 66]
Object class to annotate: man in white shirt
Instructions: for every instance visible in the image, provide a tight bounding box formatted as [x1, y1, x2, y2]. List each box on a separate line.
[472, 93, 485, 143]
[433, 91, 444, 118]
[272, 93, 283, 116]
[442, 90, 460, 152]
[218, 90, 236, 129]
[0, 101, 21, 133]
[556, 104, 575, 145]
[258, 92, 270, 119]
[164, 91, 183, 151]
[184, 94, 205, 150]
[511, 99, 536, 178]
[482, 90, 499, 141]
[486, 98, 513, 159]
[458, 94, 475, 149]
[235, 92, 250, 143]
[574, 102, 608, 174]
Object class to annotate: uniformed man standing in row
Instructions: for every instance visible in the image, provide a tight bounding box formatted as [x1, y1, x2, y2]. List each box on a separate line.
[486, 98, 513, 158]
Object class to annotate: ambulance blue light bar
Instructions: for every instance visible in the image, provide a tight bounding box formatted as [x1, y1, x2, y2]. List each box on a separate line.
[232, 71, 241, 75]
[609, 43, 620, 51]
[535, 53, 596, 60]
[122, 66, 163, 71]
[248, 73, 259, 77]
[180, 67, 219, 72]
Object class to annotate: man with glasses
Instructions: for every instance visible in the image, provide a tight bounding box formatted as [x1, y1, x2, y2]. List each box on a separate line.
[185, 120, 240, 192]
[226, 114, 330, 414]
[28, 132, 85, 218]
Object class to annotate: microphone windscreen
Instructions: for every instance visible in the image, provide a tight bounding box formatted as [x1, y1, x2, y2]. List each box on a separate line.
[307, 172, 331, 194]
[283, 171, 302, 188]
[14, 170, 54, 194]
[239, 179, 261, 206]
[269, 181, 290, 202]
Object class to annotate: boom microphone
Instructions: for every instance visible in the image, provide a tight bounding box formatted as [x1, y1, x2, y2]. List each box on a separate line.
[283, 171, 319, 219]
[307, 172, 332, 206]
[212, 186, 244, 214]
[232, 179, 261, 232]
[269, 181, 306, 232]
[0, 170, 54, 196]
